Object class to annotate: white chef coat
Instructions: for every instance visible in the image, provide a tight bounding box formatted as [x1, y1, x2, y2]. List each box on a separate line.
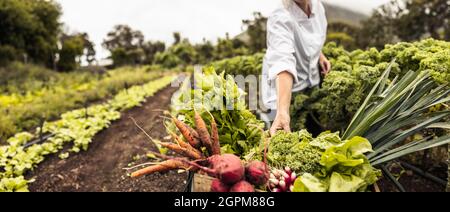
[262, 0, 327, 110]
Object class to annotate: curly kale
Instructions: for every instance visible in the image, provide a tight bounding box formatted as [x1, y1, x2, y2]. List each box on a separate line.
[268, 131, 322, 174]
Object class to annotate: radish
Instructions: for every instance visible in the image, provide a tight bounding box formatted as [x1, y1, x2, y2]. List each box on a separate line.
[245, 161, 270, 186]
[230, 181, 255, 192]
[211, 178, 230, 192]
[269, 178, 279, 185]
[284, 167, 292, 175]
[208, 154, 244, 185]
[268, 167, 297, 192]
[279, 180, 287, 192]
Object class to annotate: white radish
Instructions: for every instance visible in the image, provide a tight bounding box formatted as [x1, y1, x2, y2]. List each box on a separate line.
[269, 178, 279, 185]
[273, 170, 281, 178]
[291, 172, 297, 180]
[270, 173, 276, 179]
[285, 167, 292, 175]
[281, 171, 289, 179]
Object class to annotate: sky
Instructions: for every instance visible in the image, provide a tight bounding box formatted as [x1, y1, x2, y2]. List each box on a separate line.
[56, 0, 390, 60]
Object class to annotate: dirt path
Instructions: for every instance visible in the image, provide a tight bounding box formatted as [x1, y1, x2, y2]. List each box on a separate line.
[27, 85, 188, 192]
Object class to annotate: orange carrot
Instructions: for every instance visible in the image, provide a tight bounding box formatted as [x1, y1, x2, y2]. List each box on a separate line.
[194, 111, 213, 155]
[164, 111, 201, 149]
[160, 142, 203, 160]
[173, 117, 202, 149]
[208, 112, 221, 155]
[131, 159, 188, 178]
[169, 132, 204, 159]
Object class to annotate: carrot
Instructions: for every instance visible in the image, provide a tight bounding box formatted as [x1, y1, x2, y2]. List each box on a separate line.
[131, 159, 188, 178]
[160, 142, 203, 160]
[169, 132, 204, 159]
[208, 112, 221, 155]
[189, 127, 202, 149]
[194, 110, 213, 155]
[170, 116, 201, 148]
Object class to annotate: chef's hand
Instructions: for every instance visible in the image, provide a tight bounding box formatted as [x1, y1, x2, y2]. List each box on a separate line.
[270, 111, 291, 137]
[319, 53, 331, 75]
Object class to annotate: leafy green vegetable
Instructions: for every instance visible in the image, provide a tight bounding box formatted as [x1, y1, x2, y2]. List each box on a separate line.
[268, 131, 322, 174]
[269, 131, 380, 192]
[171, 67, 264, 156]
[291, 38, 450, 132]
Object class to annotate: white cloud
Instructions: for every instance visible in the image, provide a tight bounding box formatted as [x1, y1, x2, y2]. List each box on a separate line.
[56, 0, 389, 59]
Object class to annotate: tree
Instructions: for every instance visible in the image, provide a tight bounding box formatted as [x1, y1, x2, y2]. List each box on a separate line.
[357, 4, 398, 49]
[214, 33, 249, 60]
[57, 35, 84, 71]
[103, 25, 144, 52]
[153, 33, 198, 68]
[357, 0, 450, 49]
[80, 33, 96, 65]
[142, 41, 165, 64]
[195, 39, 215, 64]
[0, 0, 62, 67]
[110, 48, 131, 67]
[242, 12, 267, 53]
[173, 32, 181, 45]
[153, 51, 182, 68]
[103, 25, 146, 66]
[395, 0, 449, 41]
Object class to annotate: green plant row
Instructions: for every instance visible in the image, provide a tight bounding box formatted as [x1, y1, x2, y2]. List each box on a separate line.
[292, 38, 450, 132]
[0, 75, 175, 192]
[0, 66, 164, 140]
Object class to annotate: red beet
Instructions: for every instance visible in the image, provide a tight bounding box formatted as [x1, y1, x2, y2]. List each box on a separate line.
[230, 181, 255, 192]
[210, 178, 230, 192]
[245, 161, 270, 186]
[208, 154, 245, 185]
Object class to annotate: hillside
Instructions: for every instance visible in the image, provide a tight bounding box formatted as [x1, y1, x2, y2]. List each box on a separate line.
[323, 2, 368, 26]
[235, 2, 368, 43]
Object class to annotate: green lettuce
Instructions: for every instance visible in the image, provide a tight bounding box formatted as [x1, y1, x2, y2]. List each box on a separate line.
[288, 133, 381, 192]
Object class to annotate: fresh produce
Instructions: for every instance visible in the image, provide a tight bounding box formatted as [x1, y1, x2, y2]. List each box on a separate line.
[171, 67, 264, 156]
[269, 131, 381, 192]
[131, 112, 268, 193]
[208, 154, 245, 185]
[0, 75, 175, 192]
[208, 112, 221, 155]
[169, 115, 201, 149]
[131, 159, 189, 178]
[342, 66, 450, 166]
[268, 130, 322, 174]
[268, 167, 297, 192]
[229, 181, 255, 192]
[291, 38, 450, 132]
[245, 161, 270, 186]
[194, 111, 213, 155]
[211, 178, 230, 192]
[130, 111, 223, 177]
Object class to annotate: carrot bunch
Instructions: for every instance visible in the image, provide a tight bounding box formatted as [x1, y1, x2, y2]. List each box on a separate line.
[130, 111, 221, 178]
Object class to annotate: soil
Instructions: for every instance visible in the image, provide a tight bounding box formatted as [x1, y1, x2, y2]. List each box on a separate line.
[377, 162, 447, 192]
[27, 85, 189, 192]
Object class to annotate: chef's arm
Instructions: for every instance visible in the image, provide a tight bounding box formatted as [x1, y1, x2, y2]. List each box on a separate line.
[270, 71, 294, 136]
